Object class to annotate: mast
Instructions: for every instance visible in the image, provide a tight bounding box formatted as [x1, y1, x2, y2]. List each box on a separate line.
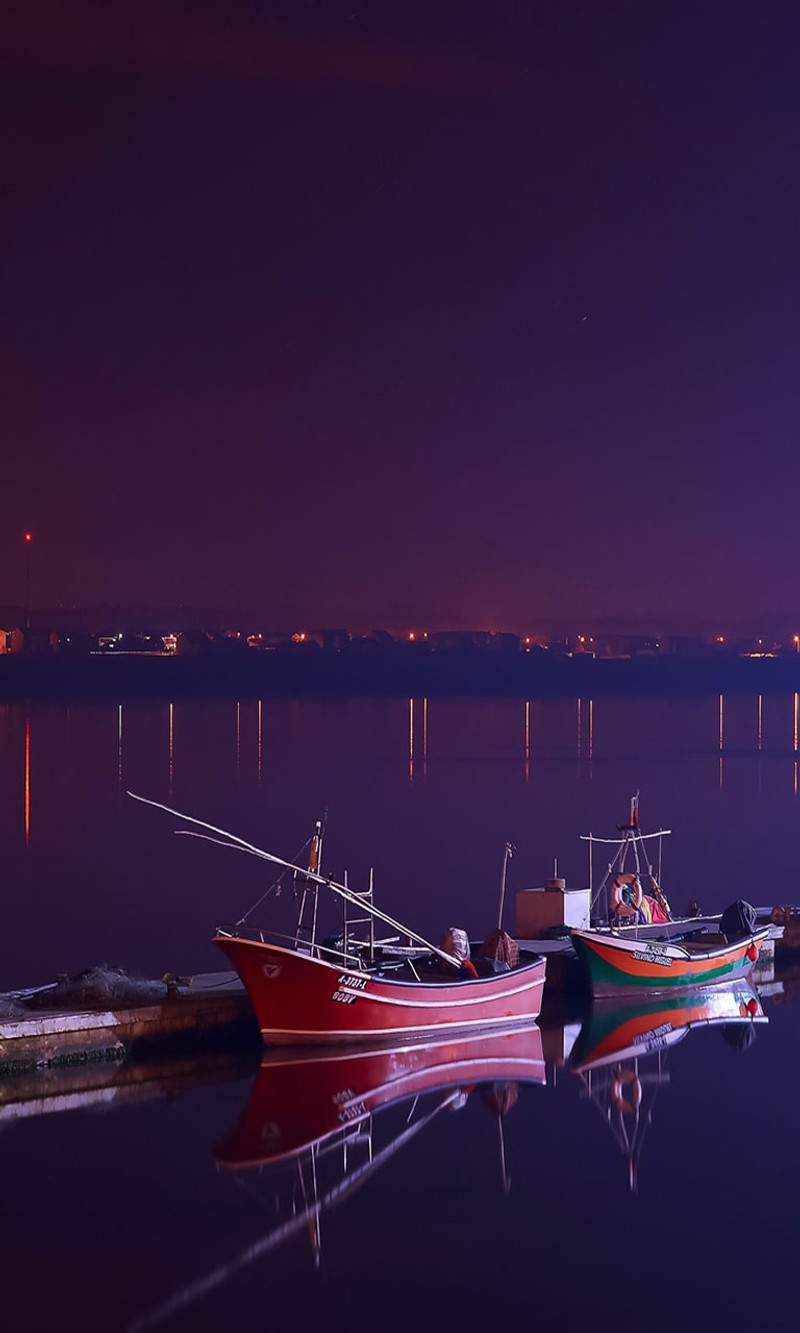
[497, 841, 514, 930]
[294, 816, 325, 953]
[580, 793, 672, 921]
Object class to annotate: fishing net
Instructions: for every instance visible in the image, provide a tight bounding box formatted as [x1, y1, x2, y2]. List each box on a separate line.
[19, 964, 167, 1011]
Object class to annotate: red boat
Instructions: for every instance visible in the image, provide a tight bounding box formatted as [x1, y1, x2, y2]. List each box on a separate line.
[214, 930, 546, 1046]
[131, 794, 547, 1047]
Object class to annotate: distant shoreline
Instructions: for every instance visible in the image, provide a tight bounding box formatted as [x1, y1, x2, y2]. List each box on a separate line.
[2, 651, 800, 701]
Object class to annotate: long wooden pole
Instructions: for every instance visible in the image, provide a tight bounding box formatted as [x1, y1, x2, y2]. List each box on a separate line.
[128, 792, 460, 968]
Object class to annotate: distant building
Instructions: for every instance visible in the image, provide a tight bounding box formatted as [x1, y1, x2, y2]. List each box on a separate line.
[486, 632, 520, 653]
[9, 627, 58, 654]
[430, 631, 490, 651]
[321, 629, 350, 652]
[659, 636, 709, 659]
[175, 630, 215, 656]
[349, 630, 394, 653]
[591, 634, 662, 659]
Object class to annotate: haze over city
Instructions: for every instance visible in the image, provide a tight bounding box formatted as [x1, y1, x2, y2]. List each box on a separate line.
[3, 2, 800, 628]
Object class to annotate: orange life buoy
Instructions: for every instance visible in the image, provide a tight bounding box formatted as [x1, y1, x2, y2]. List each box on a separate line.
[610, 873, 644, 916]
[611, 1067, 642, 1115]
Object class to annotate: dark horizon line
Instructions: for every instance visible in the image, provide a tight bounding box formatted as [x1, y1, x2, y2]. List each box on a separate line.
[3, 602, 800, 637]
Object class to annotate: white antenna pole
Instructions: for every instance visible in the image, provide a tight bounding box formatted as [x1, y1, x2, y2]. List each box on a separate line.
[497, 841, 513, 930]
[369, 866, 375, 964]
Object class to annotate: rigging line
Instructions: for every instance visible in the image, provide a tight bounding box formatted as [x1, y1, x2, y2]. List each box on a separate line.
[128, 791, 460, 968]
[179, 830, 459, 968]
[237, 834, 313, 925]
[631, 830, 642, 878]
[591, 838, 626, 913]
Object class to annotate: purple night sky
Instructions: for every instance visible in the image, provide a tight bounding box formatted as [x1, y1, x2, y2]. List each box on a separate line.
[2, 1, 800, 630]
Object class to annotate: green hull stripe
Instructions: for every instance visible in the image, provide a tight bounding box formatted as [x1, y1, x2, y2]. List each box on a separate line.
[573, 937, 750, 990]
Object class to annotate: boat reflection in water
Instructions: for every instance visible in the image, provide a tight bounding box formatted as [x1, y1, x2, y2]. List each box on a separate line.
[569, 981, 767, 1191]
[129, 1025, 545, 1331]
[216, 1022, 544, 1173]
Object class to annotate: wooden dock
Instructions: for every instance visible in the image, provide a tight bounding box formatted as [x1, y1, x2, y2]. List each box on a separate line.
[0, 971, 259, 1079]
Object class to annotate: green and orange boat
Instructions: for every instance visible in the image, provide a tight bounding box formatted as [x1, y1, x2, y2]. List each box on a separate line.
[571, 793, 769, 995]
[571, 926, 768, 995]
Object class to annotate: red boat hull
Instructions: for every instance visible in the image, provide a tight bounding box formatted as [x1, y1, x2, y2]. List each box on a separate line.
[214, 934, 546, 1046]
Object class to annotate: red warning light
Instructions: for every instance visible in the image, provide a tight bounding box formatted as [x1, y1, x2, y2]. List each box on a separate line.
[24, 532, 32, 542]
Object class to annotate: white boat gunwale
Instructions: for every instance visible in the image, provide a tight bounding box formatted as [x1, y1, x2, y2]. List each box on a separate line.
[571, 925, 770, 962]
[215, 933, 545, 1008]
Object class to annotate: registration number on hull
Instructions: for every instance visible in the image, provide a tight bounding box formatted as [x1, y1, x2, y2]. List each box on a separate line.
[630, 947, 672, 968]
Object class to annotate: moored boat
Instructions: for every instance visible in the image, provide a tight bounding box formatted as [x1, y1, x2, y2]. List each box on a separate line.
[214, 930, 546, 1046]
[571, 925, 768, 995]
[131, 793, 546, 1046]
[571, 794, 768, 995]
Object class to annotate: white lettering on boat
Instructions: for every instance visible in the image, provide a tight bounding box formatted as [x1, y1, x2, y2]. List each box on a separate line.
[332, 990, 358, 1005]
[337, 974, 368, 990]
[631, 948, 672, 967]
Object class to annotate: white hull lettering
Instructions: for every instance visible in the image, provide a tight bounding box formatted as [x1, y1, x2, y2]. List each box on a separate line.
[631, 950, 673, 968]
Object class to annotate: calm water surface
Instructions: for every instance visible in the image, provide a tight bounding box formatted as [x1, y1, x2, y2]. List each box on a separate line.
[1, 694, 799, 1331]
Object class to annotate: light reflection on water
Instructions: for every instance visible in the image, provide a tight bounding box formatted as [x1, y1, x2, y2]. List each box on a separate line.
[0, 975, 798, 1333]
[1, 696, 800, 1328]
[11, 693, 800, 843]
[2, 694, 800, 988]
